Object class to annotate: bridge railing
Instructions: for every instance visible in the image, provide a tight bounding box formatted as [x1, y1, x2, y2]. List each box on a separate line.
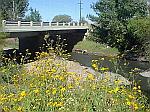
[2, 20, 88, 27]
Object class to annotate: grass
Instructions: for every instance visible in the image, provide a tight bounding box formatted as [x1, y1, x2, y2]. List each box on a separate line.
[0, 50, 150, 112]
[0, 38, 19, 50]
[73, 40, 119, 57]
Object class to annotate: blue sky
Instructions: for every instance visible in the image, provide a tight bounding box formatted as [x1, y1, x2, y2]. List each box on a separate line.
[28, 0, 98, 22]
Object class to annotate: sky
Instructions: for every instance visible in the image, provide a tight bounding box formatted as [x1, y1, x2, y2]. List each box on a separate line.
[28, 0, 98, 22]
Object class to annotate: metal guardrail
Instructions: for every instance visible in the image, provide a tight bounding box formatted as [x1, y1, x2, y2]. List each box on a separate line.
[2, 20, 88, 27]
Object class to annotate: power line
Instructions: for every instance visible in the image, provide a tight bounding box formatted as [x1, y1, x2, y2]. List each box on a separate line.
[78, 0, 83, 22]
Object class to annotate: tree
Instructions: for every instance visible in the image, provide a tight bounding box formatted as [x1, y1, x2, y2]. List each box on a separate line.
[89, 0, 148, 55]
[127, 17, 150, 60]
[52, 14, 72, 23]
[25, 8, 42, 22]
[0, 0, 29, 20]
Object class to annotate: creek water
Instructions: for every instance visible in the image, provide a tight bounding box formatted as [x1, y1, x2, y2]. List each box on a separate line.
[70, 52, 150, 79]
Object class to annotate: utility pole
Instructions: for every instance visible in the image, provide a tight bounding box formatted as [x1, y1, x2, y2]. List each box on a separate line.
[78, 0, 83, 22]
[13, 0, 15, 20]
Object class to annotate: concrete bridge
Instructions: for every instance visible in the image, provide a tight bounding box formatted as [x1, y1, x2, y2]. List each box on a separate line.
[1, 20, 88, 53]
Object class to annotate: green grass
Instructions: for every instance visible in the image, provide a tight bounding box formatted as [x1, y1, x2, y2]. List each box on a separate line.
[0, 38, 19, 50]
[74, 40, 119, 57]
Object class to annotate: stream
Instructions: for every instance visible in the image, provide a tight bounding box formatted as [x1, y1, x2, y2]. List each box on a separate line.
[70, 52, 150, 75]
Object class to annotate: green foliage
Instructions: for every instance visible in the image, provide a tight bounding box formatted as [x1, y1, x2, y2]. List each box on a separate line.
[127, 17, 150, 60]
[52, 14, 72, 23]
[89, 0, 148, 55]
[0, 0, 29, 20]
[25, 7, 42, 22]
[0, 62, 22, 83]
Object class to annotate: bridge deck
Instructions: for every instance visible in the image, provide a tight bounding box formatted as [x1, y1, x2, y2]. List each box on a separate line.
[2, 20, 88, 32]
[4, 26, 88, 32]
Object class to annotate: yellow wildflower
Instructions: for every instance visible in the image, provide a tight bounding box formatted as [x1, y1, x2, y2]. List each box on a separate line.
[137, 90, 141, 93]
[113, 87, 119, 93]
[52, 88, 57, 95]
[20, 91, 27, 97]
[100, 67, 109, 71]
[30, 83, 34, 87]
[17, 106, 23, 111]
[46, 90, 50, 94]
[92, 63, 98, 69]
[34, 89, 40, 94]
[128, 95, 135, 99]
[56, 102, 64, 107]
[138, 86, 141, 89]
[61, 87, 66, 92]
[87, 73, 95, 80]
[51, 68, 56, 73]
[47, 102, 53, 106]
[133, 87, 137, 90]
[108, 90, 113, 94]
[68, 84, 73, 89]
[14, 98, 18, 102]
[56, 64, 61, 67]
[133, 103, 139, 110]
[59, 76, 64, 81]
[127, 101, 131, 106]
[55, 75, 59, 79]
[53, 102, 58, 106]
